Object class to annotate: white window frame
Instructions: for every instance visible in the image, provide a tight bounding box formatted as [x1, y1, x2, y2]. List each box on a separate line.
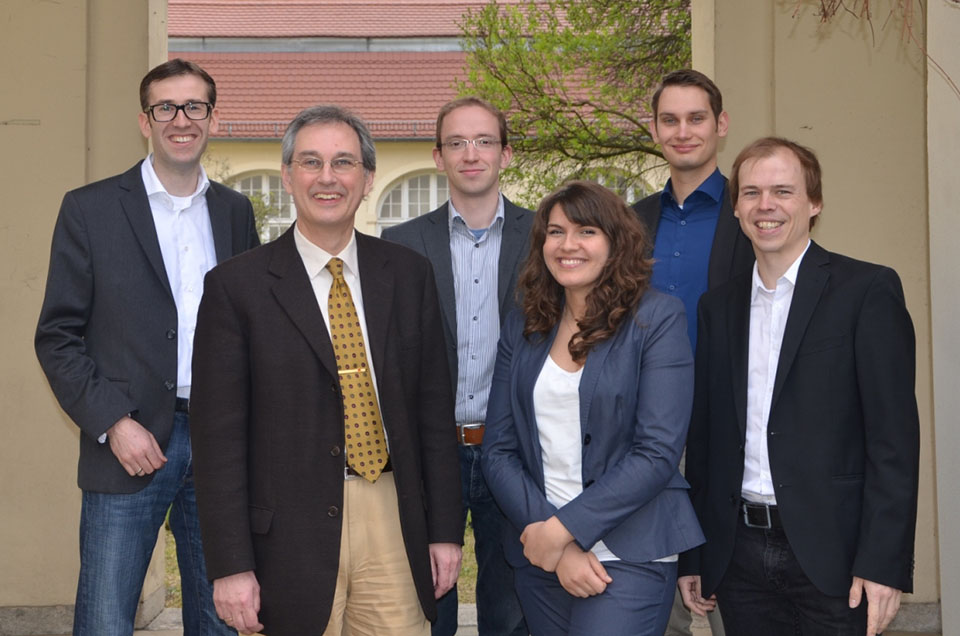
[376, 172, 449, 235]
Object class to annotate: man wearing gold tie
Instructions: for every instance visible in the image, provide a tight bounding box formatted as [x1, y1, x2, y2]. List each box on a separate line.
[189, 105, 464, 636]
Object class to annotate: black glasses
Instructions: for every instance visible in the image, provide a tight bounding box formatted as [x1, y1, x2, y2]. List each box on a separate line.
[146, 102, 213, 122]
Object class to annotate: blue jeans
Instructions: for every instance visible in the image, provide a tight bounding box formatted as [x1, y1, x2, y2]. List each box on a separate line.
[514, 560, 677, 636]
[715, 517, 867, 635]
[433, 445, 527, 636]
[73, 412, 232, 636]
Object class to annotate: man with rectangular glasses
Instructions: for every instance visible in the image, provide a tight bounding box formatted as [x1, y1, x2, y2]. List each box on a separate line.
[35, 58, 259, 635]
[383, 96, 532, 636]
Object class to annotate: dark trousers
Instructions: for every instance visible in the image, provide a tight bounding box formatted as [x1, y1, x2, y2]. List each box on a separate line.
[432, 445, 527, 636]
[716, 514, 868, 636]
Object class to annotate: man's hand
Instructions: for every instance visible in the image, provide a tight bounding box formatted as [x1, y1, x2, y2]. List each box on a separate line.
[678, 575, 717, 617]
[520, 516, 574, 572]
[555, 543, 612, 598]
[849, 576, 902, 636]
[429, 542, 462, 599]
[214, 571, 263, 634]
[106, 415, 167, 477]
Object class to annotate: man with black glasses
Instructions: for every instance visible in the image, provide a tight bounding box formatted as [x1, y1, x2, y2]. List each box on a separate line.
[35, 58, 258, 635]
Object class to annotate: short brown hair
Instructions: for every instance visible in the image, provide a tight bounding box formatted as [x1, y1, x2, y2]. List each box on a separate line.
[435, 97, 509, 149]
[730, 136, 823, 229]
[139, 58, 217, 112]
[651, 69, 723, 122]
[519, 180, 653, 362]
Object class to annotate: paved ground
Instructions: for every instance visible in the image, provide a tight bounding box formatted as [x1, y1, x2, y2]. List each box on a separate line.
[121, 606, 936, 636]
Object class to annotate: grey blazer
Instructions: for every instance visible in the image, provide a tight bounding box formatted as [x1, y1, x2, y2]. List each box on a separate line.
[35, 160, 259, 494]
[381, 196, 533, 392]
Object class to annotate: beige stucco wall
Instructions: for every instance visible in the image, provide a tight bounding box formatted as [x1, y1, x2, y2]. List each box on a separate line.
[0, 0, 168, 631]
[927, 1, 960, 633]
[697, 0, 940, 629]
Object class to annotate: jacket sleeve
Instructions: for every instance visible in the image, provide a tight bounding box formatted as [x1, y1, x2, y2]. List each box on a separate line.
[850, 267, 919, 592]
[34, 191, 137, 440]
[189, 267, 257, 579]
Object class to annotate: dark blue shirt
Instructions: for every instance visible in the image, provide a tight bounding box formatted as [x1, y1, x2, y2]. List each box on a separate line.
[650, 168, 725, 350]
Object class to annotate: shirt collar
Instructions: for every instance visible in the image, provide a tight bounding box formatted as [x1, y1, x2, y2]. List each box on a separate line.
[294, 223, 360, 280]
[447, 193, 505, 232]
[661, 167, 725, 209]
[751, 240, 811, 300]
[140, 154, 210, 203]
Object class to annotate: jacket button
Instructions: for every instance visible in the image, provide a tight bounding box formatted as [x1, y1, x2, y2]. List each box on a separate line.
[164, 380, 175, 391]
[330, 446, 341, 457]
[327, 506, 339, 517]
[166, 328, 176, 340]
[583, 434, 591, 445]
[331, 383, 338, 393]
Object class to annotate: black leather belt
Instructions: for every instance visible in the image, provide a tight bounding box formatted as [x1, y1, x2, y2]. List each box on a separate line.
[345, 459, 392, 477]
[741, 500, 782, 530]
[175, 397, 190, 413]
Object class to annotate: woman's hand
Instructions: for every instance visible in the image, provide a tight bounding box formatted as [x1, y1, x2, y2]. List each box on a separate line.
[521, 516, 574, 572]
[555, 543, 612, 597]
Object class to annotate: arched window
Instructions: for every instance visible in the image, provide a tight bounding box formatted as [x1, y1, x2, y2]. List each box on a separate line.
[377, 173, 449, 234]
[235, 173, 294, 241]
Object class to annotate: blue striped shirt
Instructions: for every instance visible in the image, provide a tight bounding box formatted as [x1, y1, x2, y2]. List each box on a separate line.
[449, 196, 505, 424]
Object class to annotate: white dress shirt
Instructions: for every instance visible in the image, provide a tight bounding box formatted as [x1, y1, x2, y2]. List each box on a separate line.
[293, 226, 387, 462]
[741, 241, 811, 504]
[141, 156, 217, 400]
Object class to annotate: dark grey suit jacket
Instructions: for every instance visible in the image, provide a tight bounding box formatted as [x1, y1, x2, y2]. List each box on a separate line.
[189, 229, 462, 634]
[632, 177, 754, 291]
[35, 160, 259, 494]
[381, 196, 533, 393]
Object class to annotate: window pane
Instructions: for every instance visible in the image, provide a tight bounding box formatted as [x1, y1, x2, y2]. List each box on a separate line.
[378, 185, 402, 219]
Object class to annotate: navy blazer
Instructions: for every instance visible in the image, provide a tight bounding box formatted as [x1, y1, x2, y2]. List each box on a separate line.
[482, 290, 705, 567]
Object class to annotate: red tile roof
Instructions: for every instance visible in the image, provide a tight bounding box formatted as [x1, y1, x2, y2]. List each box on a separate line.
[176, 51, 468, 139]
[169, 0, 524, 38]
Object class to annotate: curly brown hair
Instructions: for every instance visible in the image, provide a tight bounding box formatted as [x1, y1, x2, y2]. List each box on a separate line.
[519, 180, 653, 362]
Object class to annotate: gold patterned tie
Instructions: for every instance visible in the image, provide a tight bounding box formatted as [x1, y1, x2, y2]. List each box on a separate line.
[326, 257, 389, 482]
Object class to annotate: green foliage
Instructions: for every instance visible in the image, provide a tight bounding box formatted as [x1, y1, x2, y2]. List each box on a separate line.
[202, 150, 274, 237]
[458, 0, 691, 205]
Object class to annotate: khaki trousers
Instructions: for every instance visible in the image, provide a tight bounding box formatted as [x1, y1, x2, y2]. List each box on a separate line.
[323, 472, 430, 636]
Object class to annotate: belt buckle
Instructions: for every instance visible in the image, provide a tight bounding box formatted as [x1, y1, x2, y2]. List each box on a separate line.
[458, 422, 483, 446]
[742, 502, 773, 529]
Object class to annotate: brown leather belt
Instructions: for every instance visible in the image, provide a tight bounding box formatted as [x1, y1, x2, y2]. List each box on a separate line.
[458, 422, 485, 446]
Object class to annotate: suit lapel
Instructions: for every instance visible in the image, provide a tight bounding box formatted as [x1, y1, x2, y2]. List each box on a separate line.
[356, 233, 393, 386]
[771, 243, 830, 408]
[119, 163, 173, 299]
[727, 273, 752, 441]
[498, 199, 528, 316]
[708, 181, 737, 289]
[421, 206, 457, 344]
[268, 230, 339, 380]
[205, 184, 233, 264]
[579, 335, 612, 438]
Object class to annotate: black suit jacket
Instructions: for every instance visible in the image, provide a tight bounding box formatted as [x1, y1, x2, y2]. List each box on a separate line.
[632, 177, 754, 291]
[682, 241, 920, 597]
[381, 197, 533, 393]
[189, 228, 463, 635]
[35, 160, 259, 493]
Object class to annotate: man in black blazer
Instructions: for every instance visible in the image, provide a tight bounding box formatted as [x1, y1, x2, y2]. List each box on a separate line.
[35, 59, 259, 635]
[382, 97, 531, 636]
[190, 105, 463, 636]
[679, 137, 919, 636]
[633, 69, 753, 636]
